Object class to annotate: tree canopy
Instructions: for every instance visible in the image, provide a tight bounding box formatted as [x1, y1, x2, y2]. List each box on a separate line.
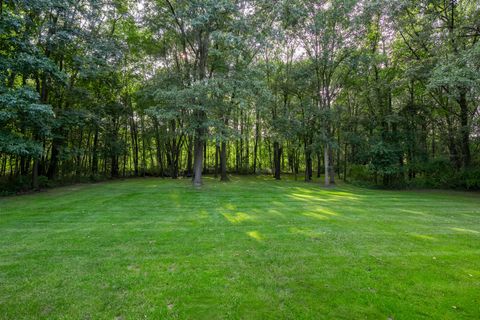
[1, 0, 479, 193]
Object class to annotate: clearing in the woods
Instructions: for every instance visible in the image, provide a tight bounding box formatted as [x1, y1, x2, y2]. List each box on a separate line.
[0, 176, 479, 319]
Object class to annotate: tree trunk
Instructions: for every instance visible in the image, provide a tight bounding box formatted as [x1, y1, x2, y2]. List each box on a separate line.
[76, 129, 83, 177]
[186, 137, 193, 176]
[91, 128, 99, 175]
[253, 108, 260, 174]
[317, 152, 321, 178]
[305, 146, 312, 182]
[140, 116, 147, 176]
[111, 155, 119, 178]
[192, 30, 209, 185]
[273, 141, 281, 180]
[220, 140, 229, 181]
[47, 137, 61, 180]
[193, 132, 204, 186]
[130, 115, 139, 176]
[214, 141, 219, 178]
[329, 147, 335, 184]
[203, 142, 207, 174]
[154, 120, 164, 176]
[324, 145, 330, 186]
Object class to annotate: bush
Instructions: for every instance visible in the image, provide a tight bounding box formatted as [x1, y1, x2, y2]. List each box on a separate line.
[459, 169, 480, 190]
[0, 175, 32, 194]
[419, 158, 455, 188]
[37, 175, 51, 188]
[348, 164, 375, 184]
[411, 158, 480, 190]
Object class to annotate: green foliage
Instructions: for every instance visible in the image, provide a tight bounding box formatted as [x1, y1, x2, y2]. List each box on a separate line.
[461, 169, 480, 190]
[0, 0, 479, 191]
[0, 175, 32, 194]
[0, 87, 53, 157]
[418, 158, 456, 188]
[348, 164, 374, 184]
[368, 139, 403, 184]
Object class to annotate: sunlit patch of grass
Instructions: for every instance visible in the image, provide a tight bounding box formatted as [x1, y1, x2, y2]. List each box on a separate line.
[315, 208, 338, 216]
[410, 233, 437, 241]
[302, 212, 330, 220]
[289, 193, 322, 201]
[224, 203, 237, 211]
[223, 212, 254, 224]
[289, 227, 325, 239]
[247, 231, 263, 241]
[450, 227, 479, 234]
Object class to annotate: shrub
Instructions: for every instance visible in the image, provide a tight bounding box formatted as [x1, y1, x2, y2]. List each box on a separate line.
[348, 164, 374, 184]
[459, 168, 480, 190]
[420, 158, 455, 188]
[0, 175, 31, 193]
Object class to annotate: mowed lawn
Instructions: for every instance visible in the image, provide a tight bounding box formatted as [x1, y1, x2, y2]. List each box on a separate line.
[0, 176, 479, 319]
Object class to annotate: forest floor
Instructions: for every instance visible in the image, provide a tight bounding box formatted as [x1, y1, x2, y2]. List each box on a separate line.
[0, 176, 479, 319]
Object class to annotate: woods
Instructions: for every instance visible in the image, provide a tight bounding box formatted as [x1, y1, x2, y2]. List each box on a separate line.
[1, 0, 479, 193]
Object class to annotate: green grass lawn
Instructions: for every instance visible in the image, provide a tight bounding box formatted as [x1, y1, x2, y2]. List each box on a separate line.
[0, 176, 479, 319]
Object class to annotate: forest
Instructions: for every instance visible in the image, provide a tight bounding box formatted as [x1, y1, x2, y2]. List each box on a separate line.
[1, 0, 479, 193]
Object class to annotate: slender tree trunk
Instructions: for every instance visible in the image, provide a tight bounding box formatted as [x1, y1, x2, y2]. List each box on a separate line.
[186, 137, 193, 176]
[273, 141, 281, 180]
[154, 120, 164, 176]
[130, 115, 139, 176]
[446, 115, 461, 169]
[203, 142, 207, 174]
[193, 132, 204, 186]
[253, 109, 260, 174]
[47, 130, 61, 179]
[91, 128, 99, 175]
[140, 116, 147, 176]
[1, 156, 6, 176]
[214, 141, 219, 178]
[317, 152, 321, 178]
[220, 140, 229, 181]
[329, 147, 335, 184]
[305, 146, 312, 182]
[111, 155, 119, 178]
[76, 129, 83, 177]
[324, 145, 330, 186]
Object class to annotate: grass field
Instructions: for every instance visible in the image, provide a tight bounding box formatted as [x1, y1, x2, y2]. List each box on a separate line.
[0, 176, 479, 319]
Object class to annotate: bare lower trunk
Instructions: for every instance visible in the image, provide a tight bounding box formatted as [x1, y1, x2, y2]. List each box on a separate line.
[329, 147, 335, 184]
[214, 142, 219, 178]
[305, 149, 312, 182]
[273, 141, 281, 180]
[47, 138, 60, 179]
[317, 152, 321, 178]
[186, 137, 193, 176]
[91, 129, 99, 175]
[193, 135, 203, 186]
[154, 122, 163, 175]
[130, 115, 139, 176]
[324, 145, 330, 186]
[220, 140, 229, 181]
